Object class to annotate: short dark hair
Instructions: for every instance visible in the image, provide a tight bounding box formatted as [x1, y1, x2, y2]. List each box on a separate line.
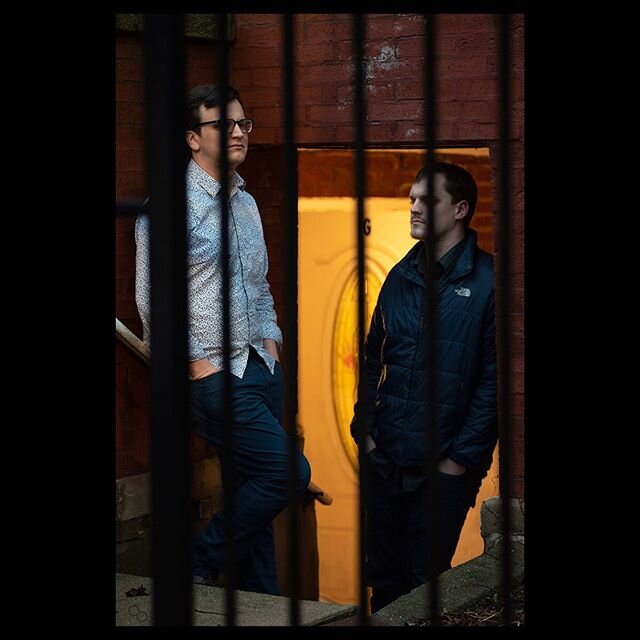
[185, 84, 243, 132]
[414, 162, 478, 228]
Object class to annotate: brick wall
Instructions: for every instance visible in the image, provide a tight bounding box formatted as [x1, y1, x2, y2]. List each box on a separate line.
[116, 13, 524, 495]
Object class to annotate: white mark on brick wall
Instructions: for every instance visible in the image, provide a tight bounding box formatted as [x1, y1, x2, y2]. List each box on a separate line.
[347, 44, 406, 86]
[365, 45, 401, 79]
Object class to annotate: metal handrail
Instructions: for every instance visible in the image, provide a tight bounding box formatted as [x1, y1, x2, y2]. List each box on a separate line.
[115, 316, 332, 505]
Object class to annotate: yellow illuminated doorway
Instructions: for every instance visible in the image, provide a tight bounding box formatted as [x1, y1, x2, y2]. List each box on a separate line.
[298, 149, 498, 605]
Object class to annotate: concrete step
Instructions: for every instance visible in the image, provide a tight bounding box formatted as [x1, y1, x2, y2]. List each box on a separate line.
[116, 573, 357, 626]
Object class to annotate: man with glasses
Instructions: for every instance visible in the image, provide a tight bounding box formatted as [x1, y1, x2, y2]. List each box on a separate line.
[135, 85, 311, 595]
[351, 162, 498, 613]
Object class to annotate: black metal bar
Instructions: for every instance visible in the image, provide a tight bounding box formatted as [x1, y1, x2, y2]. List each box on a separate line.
[352, 12, 369, 627]
[423, 12, 440, 626]
[282, 13, 301, 627]
[216, 13, 237, 627]
[497, 12, 513, 627]
[143, 14, 191, 627]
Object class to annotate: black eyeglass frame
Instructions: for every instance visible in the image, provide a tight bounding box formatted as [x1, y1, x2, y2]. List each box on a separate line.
[196, 118, 254, 134]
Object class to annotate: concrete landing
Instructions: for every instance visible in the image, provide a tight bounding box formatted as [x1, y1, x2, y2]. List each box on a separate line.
[116, 573, 357, 626]
[371, 539, 525, 626]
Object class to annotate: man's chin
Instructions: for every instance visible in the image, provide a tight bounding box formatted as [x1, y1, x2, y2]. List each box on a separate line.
[227, 155, 247, 170]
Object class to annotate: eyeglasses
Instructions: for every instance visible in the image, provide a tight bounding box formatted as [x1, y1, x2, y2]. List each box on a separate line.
[196, 118, 254, 134]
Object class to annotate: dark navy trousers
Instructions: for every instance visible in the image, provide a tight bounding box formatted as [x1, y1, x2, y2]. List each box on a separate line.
[190, 350, 311, 595]
[364, 454, 483, 613]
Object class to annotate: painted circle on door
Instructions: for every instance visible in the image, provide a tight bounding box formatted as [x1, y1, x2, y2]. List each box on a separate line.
[331, 261, 386, 471]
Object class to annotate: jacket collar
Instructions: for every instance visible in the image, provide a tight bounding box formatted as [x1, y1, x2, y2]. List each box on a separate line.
[397, 228, 478, 288]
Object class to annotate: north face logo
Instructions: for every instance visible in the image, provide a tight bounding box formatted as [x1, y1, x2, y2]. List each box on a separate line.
[455, 287, 471, 297]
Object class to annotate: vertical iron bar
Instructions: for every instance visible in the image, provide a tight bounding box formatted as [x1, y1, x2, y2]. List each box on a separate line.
[216, 13, 237, 626]
[353, 12, 369, 627]
[423, 12, 440, 626]
[282, 13, 301, 627]
[144, 14, 191, 627]
[497, 12, 513, 627]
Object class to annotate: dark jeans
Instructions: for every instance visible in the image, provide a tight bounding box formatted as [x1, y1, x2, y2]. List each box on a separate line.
[190, 350, 311, 595]
[364, 453, 483, 613]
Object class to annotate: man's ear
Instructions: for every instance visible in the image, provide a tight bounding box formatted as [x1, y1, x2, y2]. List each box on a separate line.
[185, 130, 200, 152]
[455, 200, 469, 222]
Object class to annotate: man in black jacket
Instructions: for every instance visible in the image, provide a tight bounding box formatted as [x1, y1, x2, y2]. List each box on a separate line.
[351, 162, 498, 613]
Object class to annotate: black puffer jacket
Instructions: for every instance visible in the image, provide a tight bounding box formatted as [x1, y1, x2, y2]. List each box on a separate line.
[351, 230, 497, 472]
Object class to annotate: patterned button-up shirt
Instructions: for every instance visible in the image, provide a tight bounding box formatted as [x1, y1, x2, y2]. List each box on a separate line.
[135, 159, 282, 378]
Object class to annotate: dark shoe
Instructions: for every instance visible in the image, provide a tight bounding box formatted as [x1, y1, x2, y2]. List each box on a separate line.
[193, 572, 225, 588]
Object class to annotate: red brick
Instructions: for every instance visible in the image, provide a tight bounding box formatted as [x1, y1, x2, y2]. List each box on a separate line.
[511, 478, 524, 499]
[116, 152, 144, 174]
[487, 55, 524, 76]
[360, 123, 394, 145]
[511, 372, 525, 395]
[395, 81, 424, 101]
[509, 393, 524, 417]
[117, 124, 144, 147]
[368, 100, 422, 121]
[116, 102, 144, 125]
[116, 216, 135, 236]
[434, 100, 463, 122]
[367, 14, 425, 39]
[249, 104, 283, 128]
[461, 100, 495, 123]
[303, 17, 351, 43]
[334, 40, 353, 60]
[441, 31, 497, 56]
[231, 68, 253, 88]
[116, 172, 146, 199]
[439, 55, 490, 77]
[395, 35, 425, 61]
[302, 63, 351, 86]
[185, 67, 216, 88]
[114, 277, 126, 307]
[236, 15, 281, 43]
[438, 14, 495, 34]
[240, 86, 282, 111]
[456, 122, 498, 140]
[393, 121, 422, 143]
[118, 301, 138, 322]
[307, 104, 353, 125]
[295, 42, 336, 65]
[116, 35, 142, 60]
[236, 46, 283, 69]
[251, 127, 282, 146]
[116, 80, 144, 104]
[117, 58, 143, 82]
[250, 67, 284, 87]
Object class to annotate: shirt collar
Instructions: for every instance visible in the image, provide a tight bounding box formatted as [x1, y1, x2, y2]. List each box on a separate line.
[187, 159, 246, 198]
[414, 235, 466, 277]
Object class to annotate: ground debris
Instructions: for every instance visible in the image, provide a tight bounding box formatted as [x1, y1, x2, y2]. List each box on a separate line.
[404, 584, 524, 626]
